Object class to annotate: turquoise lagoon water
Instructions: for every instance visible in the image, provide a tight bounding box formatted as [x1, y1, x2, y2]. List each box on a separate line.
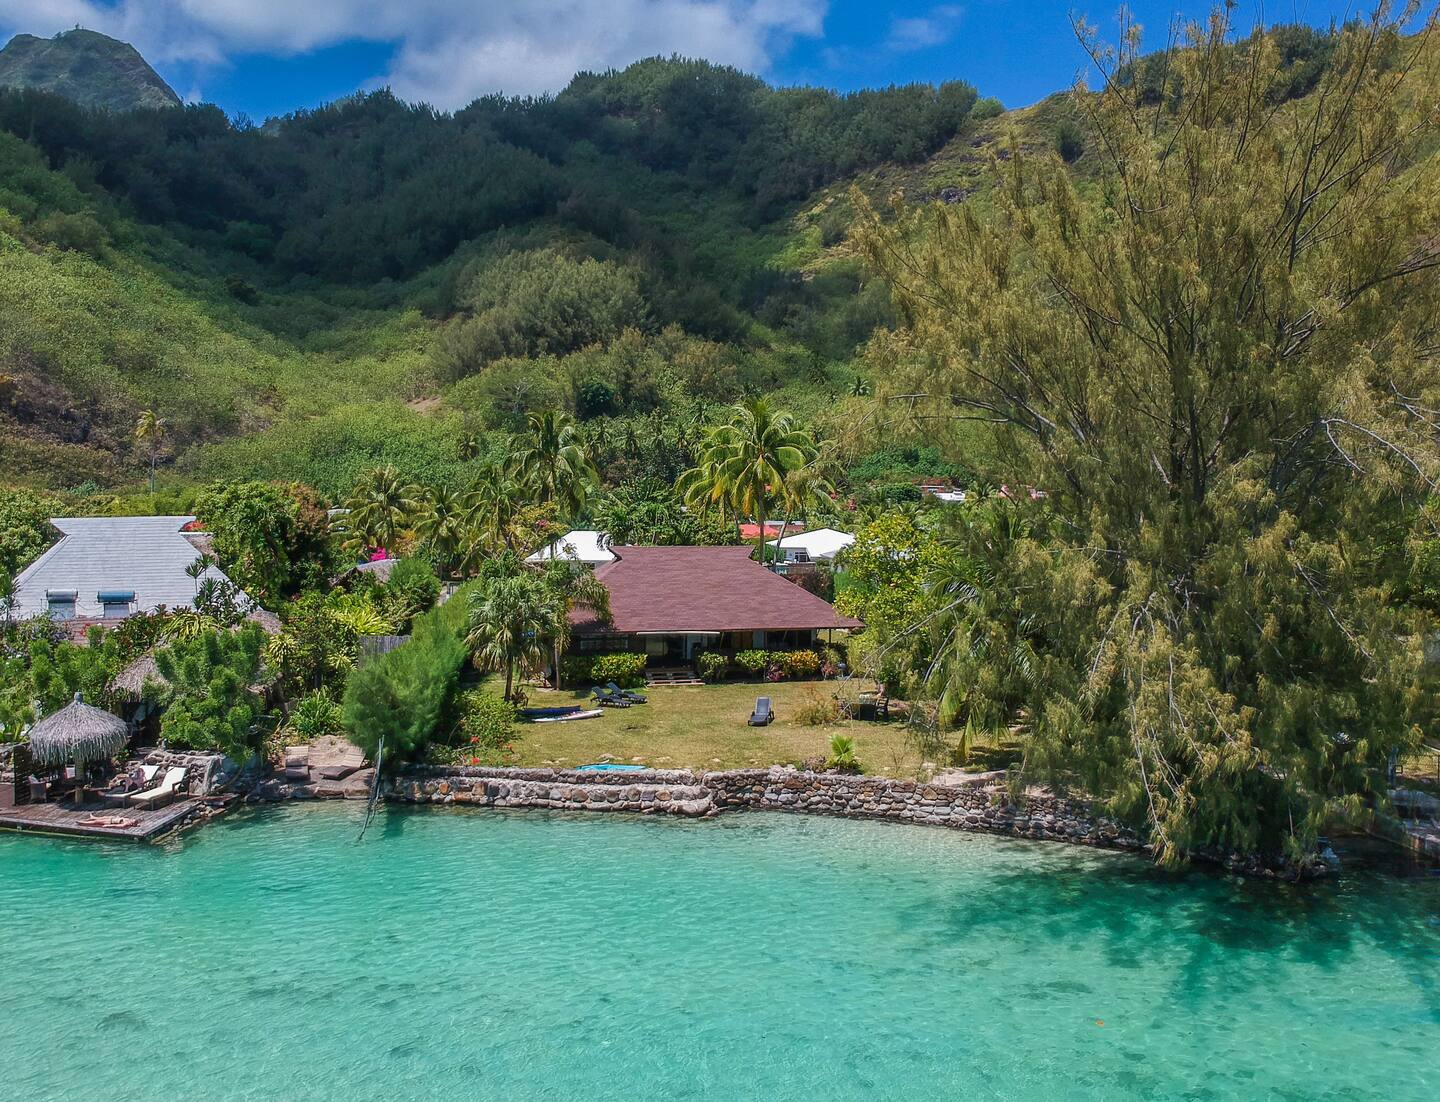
[1, 805, 1437, 1101]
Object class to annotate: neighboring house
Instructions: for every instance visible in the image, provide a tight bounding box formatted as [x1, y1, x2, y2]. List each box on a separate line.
[766, 527, 855, 565]
[526, 529, 616, 567]
[569, 545, 862, 664]
[8, 516, 237, 623]
[331, 556, 398, 586]
[737, 521, 801, 541]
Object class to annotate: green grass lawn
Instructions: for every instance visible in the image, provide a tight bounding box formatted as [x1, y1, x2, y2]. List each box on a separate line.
[498, 679, 928, 777]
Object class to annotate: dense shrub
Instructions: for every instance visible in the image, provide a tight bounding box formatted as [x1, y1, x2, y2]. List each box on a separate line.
[289, 690, 342, 741]
[1054, 119, 1084, 163]
[734, 649, 769, 676]
[695, 651, 729, 681]
[778, 649, 821, 679]
[380, 558, 442, 630]
[195, 480, 338, 604]
[732, 649, 823, 680]
[559, 655, 596, 686]
[455, 689, 518, 762]
[155, 625, 269, 759]
[593, 652, 648, 688]
[561, 651, 647, 688]
[0, 488, 64, 579]
[342, 600, 469, 764]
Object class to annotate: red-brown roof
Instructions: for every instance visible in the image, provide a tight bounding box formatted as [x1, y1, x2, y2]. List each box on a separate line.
[571, 545, 862, 635]
[738, 522, 802, 539]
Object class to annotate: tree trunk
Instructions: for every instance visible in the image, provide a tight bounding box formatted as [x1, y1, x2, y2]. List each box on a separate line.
[149, 446, 157, 494]
[774, 502, 796, 572]
[504, 661, 514, 702]
[757, 499, 767, 568]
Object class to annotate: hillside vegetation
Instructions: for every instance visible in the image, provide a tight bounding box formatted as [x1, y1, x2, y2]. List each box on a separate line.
[0, 23, 1380, 502]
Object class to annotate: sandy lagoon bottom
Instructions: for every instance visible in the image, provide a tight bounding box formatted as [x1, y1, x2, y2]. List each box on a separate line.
[2, 803, 1436, 1101]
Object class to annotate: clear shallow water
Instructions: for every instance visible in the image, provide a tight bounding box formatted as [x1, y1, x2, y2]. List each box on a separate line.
[2, 806, 1436, 1101]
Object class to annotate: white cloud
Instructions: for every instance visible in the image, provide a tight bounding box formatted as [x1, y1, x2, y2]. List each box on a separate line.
[884, 4, 963, 53]
[0, 0, 827, 107]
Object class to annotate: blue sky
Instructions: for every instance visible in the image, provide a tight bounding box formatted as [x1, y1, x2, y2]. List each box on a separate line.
[0, 1, 1390, 120]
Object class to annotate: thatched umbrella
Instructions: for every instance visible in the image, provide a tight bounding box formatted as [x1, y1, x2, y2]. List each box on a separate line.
[27, 693, 129, 802]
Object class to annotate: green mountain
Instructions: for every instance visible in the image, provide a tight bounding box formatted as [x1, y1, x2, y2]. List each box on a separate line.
[0, 25, 1379, 501]
[0, 29, 180, 112]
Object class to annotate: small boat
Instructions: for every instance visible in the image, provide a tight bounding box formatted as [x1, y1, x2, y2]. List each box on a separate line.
[529, 708, 604, 723]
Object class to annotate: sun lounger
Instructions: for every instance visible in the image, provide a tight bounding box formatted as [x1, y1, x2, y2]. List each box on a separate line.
[605, 681, 648, 704]
[283, 745, 311, 782]
[591, 686, 631, 708]
[747, 696, 774, 726]
[124, 767, 188, 810]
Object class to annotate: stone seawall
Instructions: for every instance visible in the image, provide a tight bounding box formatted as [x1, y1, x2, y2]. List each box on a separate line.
[388, 765, 1147, 854]
[141, 749, 233, 796]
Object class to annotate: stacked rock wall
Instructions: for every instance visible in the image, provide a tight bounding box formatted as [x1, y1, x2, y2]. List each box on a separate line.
[388, 765, 1145, 853]
[141, 749, 230, 795]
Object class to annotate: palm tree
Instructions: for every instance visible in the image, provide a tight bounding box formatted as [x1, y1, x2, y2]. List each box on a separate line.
[134, 409, 167, 493]
[772, 445, 839, 565]
[465, 569, 559, 702]
[508, 411, 598, 518]
[461, 463, 527, 561]
[465, 552, 613, 698]
[457, 431, 482, 462]
[343, 466, 422, 554]
[850, 376, 871, 397]
[682, 397, 815, 561]
[676, 446, 738, 536]
[534, 559, 610, 690]
[414, 485, 467, 575]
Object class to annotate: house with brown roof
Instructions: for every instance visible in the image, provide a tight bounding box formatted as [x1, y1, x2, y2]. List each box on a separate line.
[569, 545, 862, 665]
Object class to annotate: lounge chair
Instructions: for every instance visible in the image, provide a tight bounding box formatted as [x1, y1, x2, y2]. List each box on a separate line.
[102, 765, 159, 806]
[605, 681, 648, 704]
[283, 745, 311, 782]
[748, 697, 774, 726]
[591, 686, 631, 708]
[124, 767, 188, 811]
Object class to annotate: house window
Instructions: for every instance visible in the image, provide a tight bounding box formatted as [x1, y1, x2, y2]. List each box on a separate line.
[45, 590, 77, 620]
[792, 550, 811, 563]
[97, 590, 136, 618]
[578, 633, 630, 653]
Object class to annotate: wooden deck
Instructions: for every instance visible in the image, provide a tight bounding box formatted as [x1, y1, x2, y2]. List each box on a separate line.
[0, 797, 201, 842]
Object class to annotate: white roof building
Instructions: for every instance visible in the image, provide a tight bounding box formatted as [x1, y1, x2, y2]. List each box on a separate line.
[9, 516, 236, 622]
[525, 529, 616, 567]
[766, 527, 856, 563]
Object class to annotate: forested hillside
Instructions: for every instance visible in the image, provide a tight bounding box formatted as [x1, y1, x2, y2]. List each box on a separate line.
[0, 21, 1418, 504]
[0, 40, 991, 498]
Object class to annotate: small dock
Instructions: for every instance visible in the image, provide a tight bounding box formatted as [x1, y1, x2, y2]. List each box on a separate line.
[0, 798, 201, 842]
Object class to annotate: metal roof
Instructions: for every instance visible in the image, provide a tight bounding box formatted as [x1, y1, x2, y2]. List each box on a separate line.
[766, 527, 856, 560]
[10, 516, 238, 621]
[526, 529, 616, 565]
